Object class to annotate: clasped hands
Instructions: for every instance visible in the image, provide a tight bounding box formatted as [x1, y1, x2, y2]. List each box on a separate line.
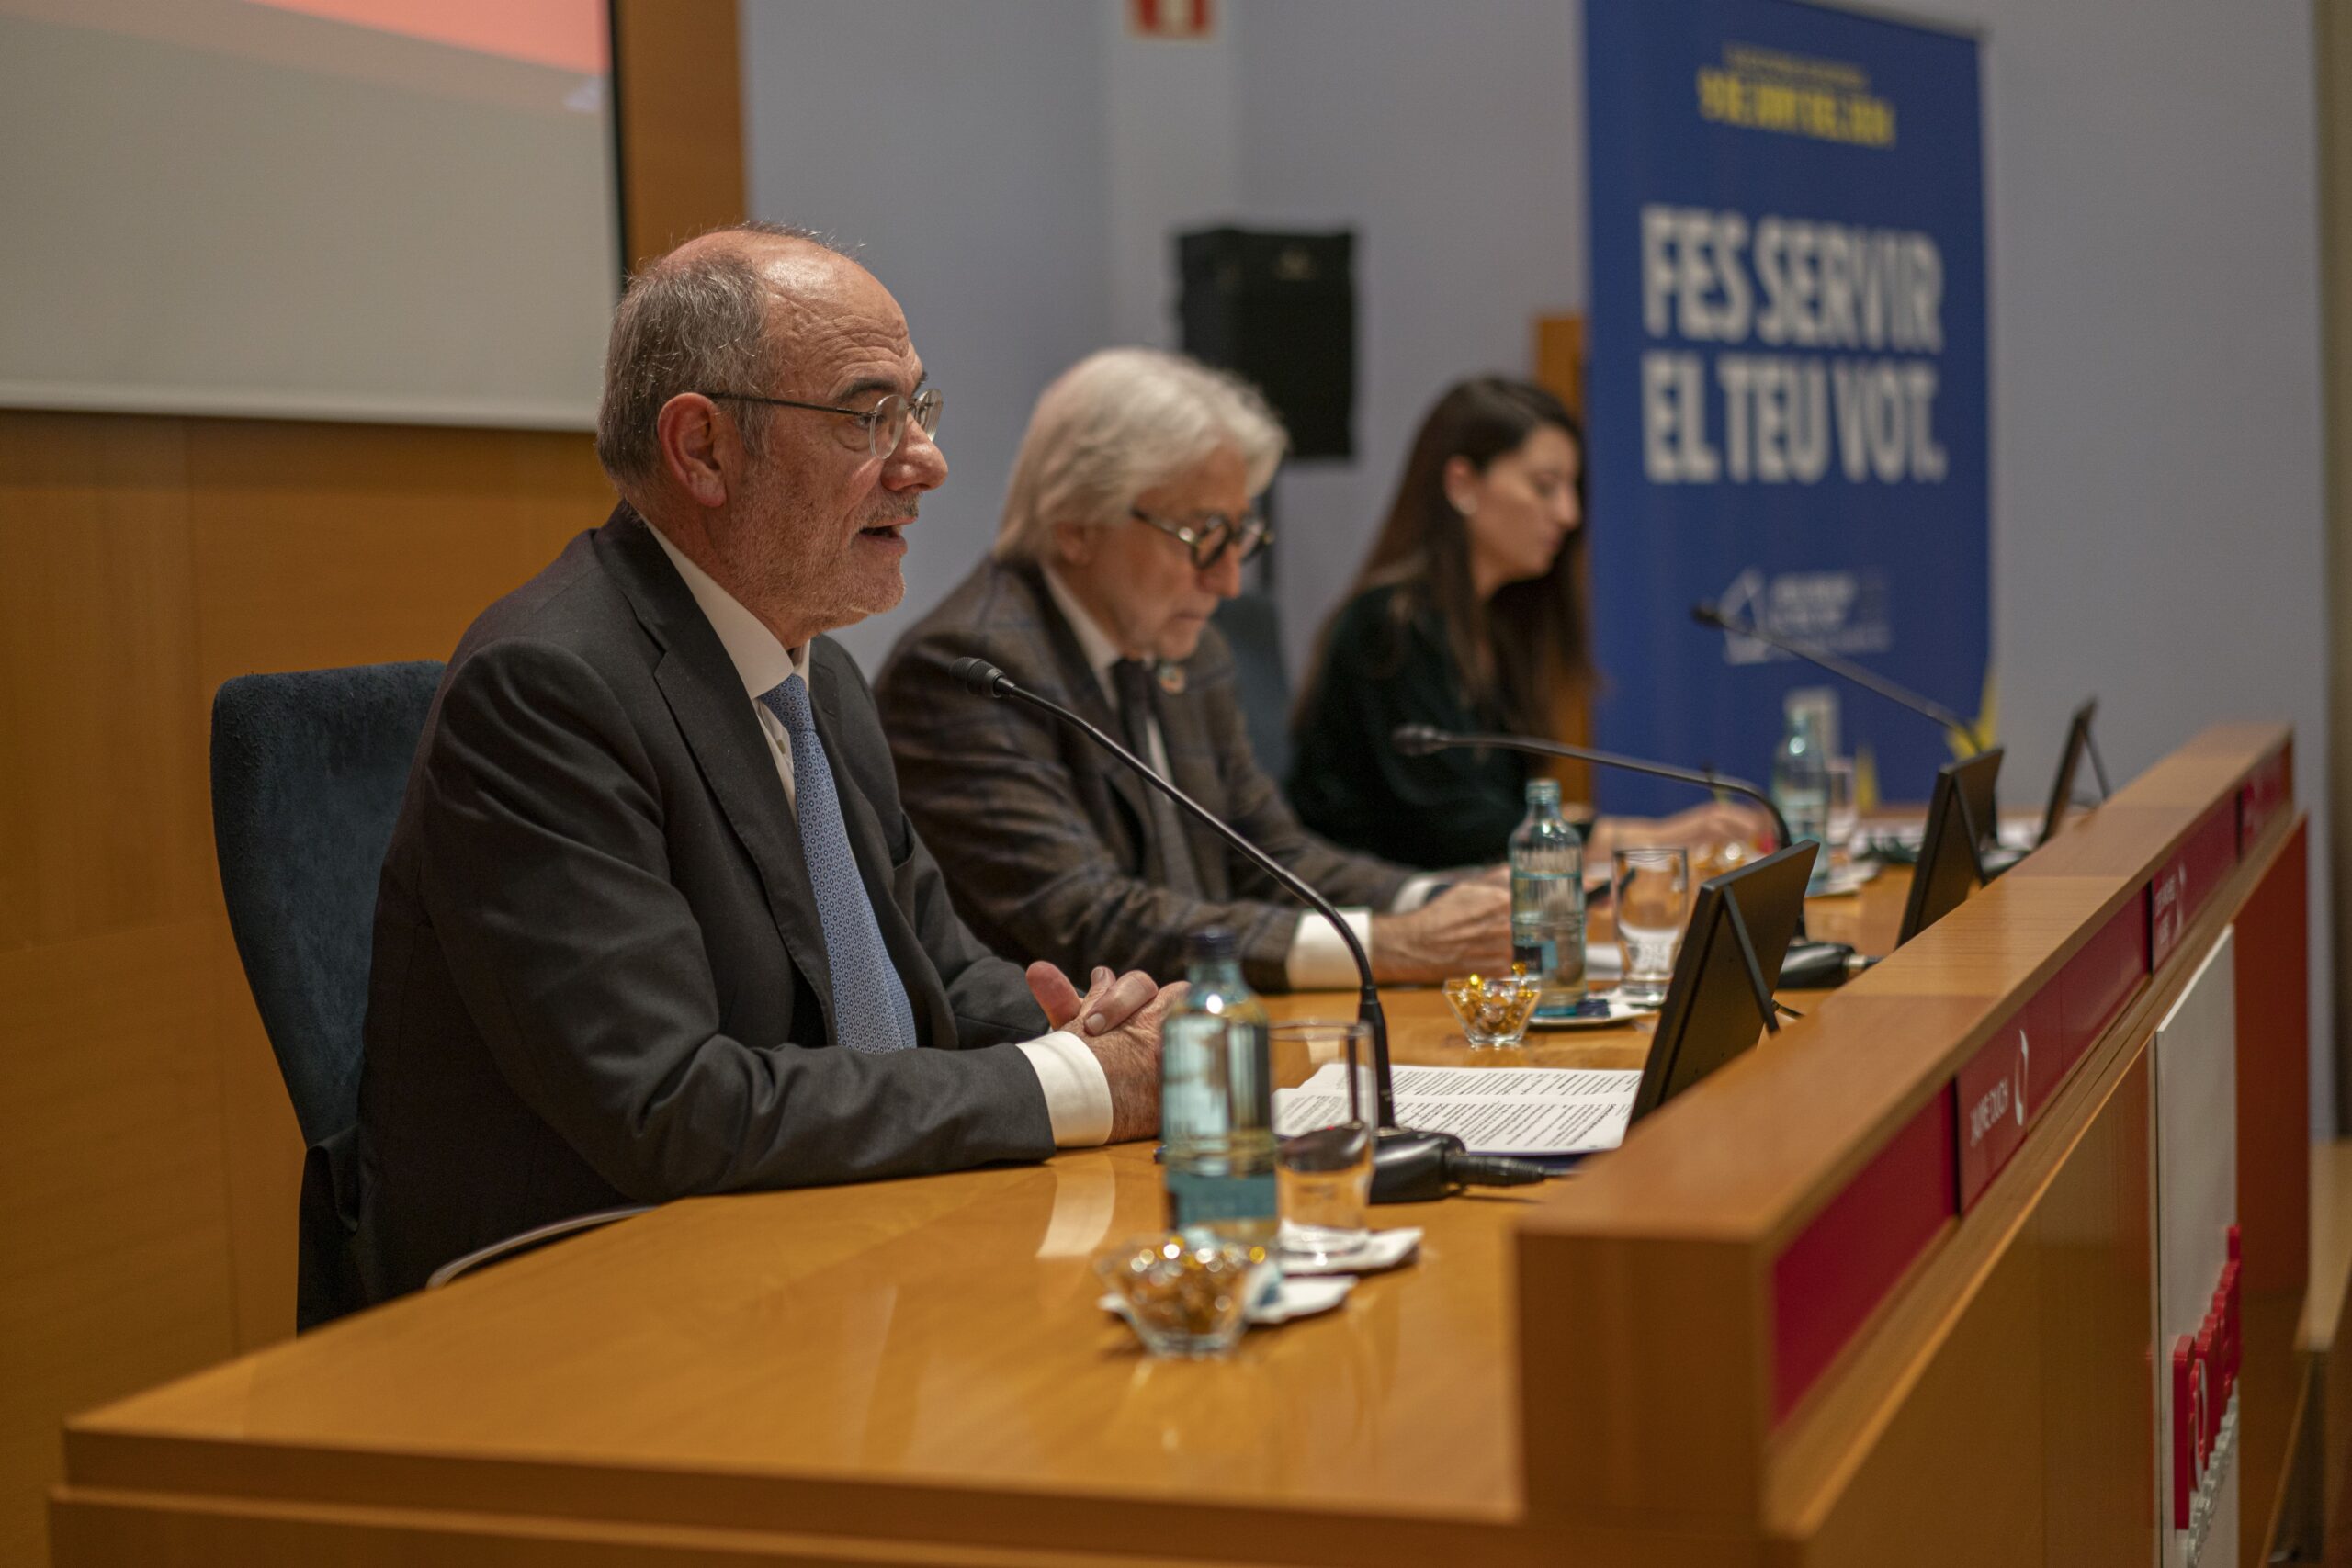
[1026, 962, 1184, 1143]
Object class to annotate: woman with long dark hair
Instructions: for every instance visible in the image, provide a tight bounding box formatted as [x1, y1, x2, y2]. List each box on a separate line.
[1288, 376, 1762, 868]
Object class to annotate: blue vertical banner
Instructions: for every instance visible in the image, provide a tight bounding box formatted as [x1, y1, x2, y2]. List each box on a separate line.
[1583, 0, 1986, 812]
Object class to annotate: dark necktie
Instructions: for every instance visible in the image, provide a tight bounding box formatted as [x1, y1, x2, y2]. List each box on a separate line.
[1110, 659, 1204, 898]
[756, 673, 918, 1053]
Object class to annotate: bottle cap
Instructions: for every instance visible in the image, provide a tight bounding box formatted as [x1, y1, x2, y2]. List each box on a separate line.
[1186, 927, 1238, 961]
[1525, 778, 1562, 807]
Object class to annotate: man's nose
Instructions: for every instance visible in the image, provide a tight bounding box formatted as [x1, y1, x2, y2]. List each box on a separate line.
[883, 423, 947, 492]
[1202, 546, 1244, 599]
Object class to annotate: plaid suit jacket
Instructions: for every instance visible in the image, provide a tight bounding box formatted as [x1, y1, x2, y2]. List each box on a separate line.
[875, 558, 1414, 991]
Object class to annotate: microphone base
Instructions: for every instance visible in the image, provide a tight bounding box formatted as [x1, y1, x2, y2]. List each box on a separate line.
[1781, 939, 1859, 989]
[1370, 1129, 1467, 1204]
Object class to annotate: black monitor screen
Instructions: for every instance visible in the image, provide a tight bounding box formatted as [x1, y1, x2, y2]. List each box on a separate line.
[2039, 700, 2097, 847]
[1632, 840, 1818, 1122]
[1898, 747, 2005, 945]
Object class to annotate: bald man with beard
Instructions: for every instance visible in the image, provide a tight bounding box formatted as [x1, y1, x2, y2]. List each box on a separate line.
[345, 225, 1175, 1313]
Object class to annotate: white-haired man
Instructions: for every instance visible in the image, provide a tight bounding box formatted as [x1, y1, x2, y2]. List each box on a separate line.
[350, 229, 1174, 1312]
[876, 347, 1511, 994]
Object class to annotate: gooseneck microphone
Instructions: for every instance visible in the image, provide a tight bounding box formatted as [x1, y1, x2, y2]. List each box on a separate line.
[1691, 600, 1984, 754]
[950, 658, 1544, 1201]
[1391, 724, 1860, 987]
[1394, 724, 1791, 852]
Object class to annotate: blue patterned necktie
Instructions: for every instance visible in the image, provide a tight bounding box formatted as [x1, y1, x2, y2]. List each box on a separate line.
[757, 674, 919, 1053]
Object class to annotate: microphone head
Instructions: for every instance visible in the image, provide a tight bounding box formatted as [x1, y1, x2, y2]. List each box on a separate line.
[1690, 600, 1725, 628]
[1391, 723, 1448, 757]
[948, 656, 1010, 698]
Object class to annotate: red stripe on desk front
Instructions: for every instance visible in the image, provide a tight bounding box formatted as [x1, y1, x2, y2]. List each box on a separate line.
[1953, 897, 2146, 1211]
[2058, 896, 2148, 1068]
[1771, 1087, 1958, 1422]
[2237, 744, 2290, 853]
[2151, 801, 2238, 970]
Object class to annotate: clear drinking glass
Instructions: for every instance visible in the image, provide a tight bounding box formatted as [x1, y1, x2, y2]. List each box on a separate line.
[1825, 758, 1859, 863]
[1612, 847, 1691, 1008]
[1270, 1021, 1374, 1265]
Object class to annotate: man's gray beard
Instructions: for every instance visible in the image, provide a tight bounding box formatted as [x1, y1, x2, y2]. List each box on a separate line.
[759, 522, 908, 631]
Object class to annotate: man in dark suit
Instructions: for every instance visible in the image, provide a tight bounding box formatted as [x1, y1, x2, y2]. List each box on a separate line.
[354, 226, 1173, 1305]
[876, 348, 1512, 995]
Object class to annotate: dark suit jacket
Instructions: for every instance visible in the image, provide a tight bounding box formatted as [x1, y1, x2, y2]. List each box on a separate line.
[875, 558, 1412, 992]
[354, 507, 1054, 1303]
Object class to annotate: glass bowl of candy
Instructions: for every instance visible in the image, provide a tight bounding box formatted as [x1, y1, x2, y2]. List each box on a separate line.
[1443, 970, 1544, 1048]
[1092, 1233, 1268, 1358]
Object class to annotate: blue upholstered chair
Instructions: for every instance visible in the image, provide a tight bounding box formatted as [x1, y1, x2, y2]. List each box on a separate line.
[1210, 590, 1293, 782]
[210, 660, 442, 1328]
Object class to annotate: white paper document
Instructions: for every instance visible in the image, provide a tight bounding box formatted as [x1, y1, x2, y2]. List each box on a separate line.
[1274, 1064, 1641, 1156]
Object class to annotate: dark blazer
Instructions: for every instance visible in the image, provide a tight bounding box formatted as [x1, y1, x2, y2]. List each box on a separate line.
[1289, 583, 1532, 869]
[875, 558, 1412, 992]
[354, 507, 1053, 1303]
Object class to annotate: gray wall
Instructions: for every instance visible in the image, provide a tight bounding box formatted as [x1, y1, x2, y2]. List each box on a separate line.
[1930, 0, 2331, 1127]
[738, 0, 2332, 1125]
[741, 0, 1109, 670]
[1222, 0, 1585, 680]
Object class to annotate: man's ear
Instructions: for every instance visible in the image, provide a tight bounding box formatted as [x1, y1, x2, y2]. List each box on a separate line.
[1049, 519, 1096, 567]
[655, 393, 730, 509]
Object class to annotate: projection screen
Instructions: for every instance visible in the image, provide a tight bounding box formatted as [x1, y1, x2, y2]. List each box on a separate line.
[0, 0, 619, 428]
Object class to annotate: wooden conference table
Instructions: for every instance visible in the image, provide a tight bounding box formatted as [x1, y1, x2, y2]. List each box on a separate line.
[50, 725, 2320, 1566]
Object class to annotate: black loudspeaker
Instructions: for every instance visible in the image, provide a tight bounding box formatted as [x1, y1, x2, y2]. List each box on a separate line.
[1177, 227, 1356, 459]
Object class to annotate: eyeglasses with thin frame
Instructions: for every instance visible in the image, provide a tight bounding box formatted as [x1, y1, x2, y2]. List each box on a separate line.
[705, 386, 943, 457]
[1127, 505, 1273, 570]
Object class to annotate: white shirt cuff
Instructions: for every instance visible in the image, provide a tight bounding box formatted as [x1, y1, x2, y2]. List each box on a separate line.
[1393, 873, 1449, 912]
[1285, 906, 1373, 991]
[1014, 1031, 1114, 1148]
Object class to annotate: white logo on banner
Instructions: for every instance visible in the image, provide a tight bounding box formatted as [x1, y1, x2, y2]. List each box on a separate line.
[1711, 567, 1893, 665]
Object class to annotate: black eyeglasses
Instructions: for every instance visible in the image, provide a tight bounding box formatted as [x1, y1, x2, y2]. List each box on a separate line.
[1127, 505, 1273, 570]
[705, 386, 943, 457]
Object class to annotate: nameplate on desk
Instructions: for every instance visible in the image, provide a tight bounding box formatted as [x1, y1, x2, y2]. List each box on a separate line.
[2150, 801, 2236, 971]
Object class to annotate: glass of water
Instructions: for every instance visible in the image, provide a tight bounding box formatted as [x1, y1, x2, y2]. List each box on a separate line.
[1270, 1021, 1374, 1266]
[1612, 847, 1691, 1008]
[1825, 757, 1859, 864]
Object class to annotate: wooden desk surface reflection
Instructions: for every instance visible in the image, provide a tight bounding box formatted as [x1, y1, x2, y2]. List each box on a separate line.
[56, 869, 1915, 1565]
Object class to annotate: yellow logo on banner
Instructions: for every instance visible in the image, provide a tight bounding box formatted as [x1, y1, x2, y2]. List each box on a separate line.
[1697, 44, 1895, 148]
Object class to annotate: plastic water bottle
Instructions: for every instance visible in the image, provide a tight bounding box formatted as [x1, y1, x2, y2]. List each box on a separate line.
[1510, 780, 1587, 1008]
[1773, 690, 1834, 892]
[1159, 928, 1277, 1246]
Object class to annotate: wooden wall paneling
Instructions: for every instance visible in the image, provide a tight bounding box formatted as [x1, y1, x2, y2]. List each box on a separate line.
[4, 0, 745, 1552]
[1532, 314, 1588, 422]
[0, 408, 232, 1565]
[613, 0, 747, 268]
[0, 921, 236, 1567]
[0, 412, 210, 952]
[185, 422, 605, 682]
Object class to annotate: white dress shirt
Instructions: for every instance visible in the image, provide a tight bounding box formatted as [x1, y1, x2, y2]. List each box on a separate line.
[1039, 569, 1442, 990]
[649, 527, 1112, 1147]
